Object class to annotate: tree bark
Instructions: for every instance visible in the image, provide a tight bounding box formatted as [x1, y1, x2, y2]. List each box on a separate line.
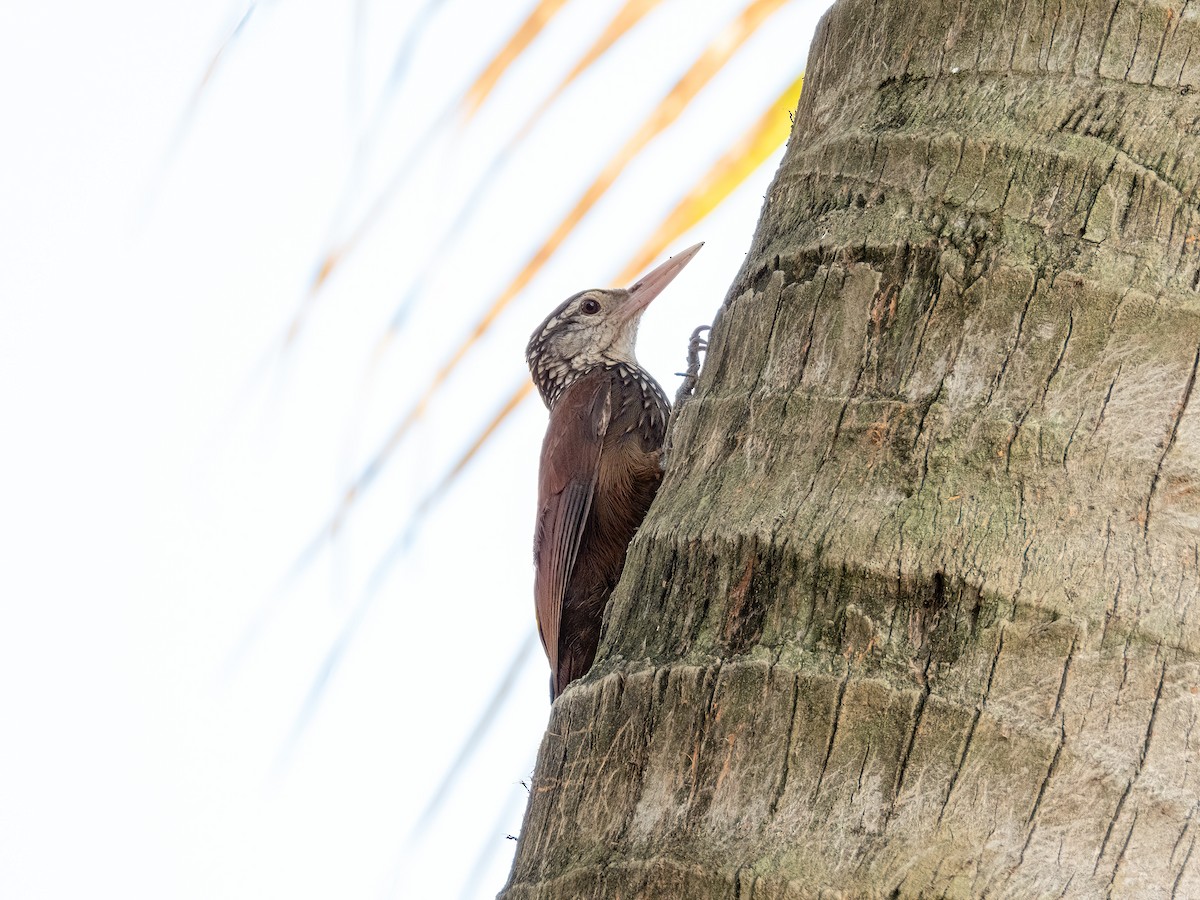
[502, 0, 1200, 896]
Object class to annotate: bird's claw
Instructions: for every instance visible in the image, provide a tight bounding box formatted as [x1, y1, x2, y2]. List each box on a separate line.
[673, 325, 711, 407]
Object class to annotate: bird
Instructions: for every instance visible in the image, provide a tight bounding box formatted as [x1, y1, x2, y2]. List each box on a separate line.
[526, 242, 703, 699]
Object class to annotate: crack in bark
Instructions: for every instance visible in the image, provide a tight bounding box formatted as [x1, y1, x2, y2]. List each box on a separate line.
[850, 741, 872, 806]
[1080, 153, 1119, 238]
[1109, 809, 1139, 894]
[685, 664, 725, 812]
[1040, 309, 1074, 404]
[612, 668, 662, 848]
[796, 266, 835, 384]
[1020, 719, 1068, 872]
[885, 680, 931, 827]
[1121, 1, 1143, 81]
[1178, 43, 1193, 89]
[1172, 800, 1198, 867]
[914, 357, 958, 494]
[904, 281, 945, 390]
[1062, 405, 1087, 470]
[1148, 0, 1180, 84]
[1008, 0, 1032, 73]
[812, 671, 850, 799]
[1067, 0, 1090, 73]
[912, 379, 940, 458]
[1118, 169, 1140, 234]
[947, 133, 970, 191]
[1052, 632, 1078, 720]
[747, 275, 787, 400]
[1172, 835, 1197, 899]
[919, 136, 935, 195]
[1115, 628, 1143, 701]
[824, 346, 870, 460]
[938, 626, 1005, 826]
[987, 269, 1041, 405]
[1144, 344, 1200, 537]
[1091, 363, 1122, 436]
[767, 670, 801, 817]
[1005, 405, 1033, 474]
[1045, 0, 1065, 70]
[1094, 779, 1134, 875]
[1139, 661, 1168, 769]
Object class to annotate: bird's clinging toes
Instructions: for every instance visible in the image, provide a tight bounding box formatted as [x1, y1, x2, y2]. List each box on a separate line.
[526, 243, 704, 700]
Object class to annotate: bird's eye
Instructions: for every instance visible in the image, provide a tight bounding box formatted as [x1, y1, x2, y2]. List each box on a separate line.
[580, 298, 601, 315]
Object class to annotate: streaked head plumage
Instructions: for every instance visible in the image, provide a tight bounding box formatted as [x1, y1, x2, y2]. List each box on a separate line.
[526, 243, 704, 407]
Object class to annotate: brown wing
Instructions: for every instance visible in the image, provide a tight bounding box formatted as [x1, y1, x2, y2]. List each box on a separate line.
[533, 372, 612, 680]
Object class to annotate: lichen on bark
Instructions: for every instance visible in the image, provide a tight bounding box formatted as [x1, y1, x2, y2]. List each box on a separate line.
[502, 1, 1200, 897]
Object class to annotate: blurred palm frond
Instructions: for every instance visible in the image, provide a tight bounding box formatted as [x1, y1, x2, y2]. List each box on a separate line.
[147, 2, 258, 207]
[453, 783, 531, 900]
[367, 379, 537, 588]
[405, 630, 540, 840]
[380, 0, 669, 336]
[352, 0, 451, 174]
[462, 0, 573, 118]
[286, 0, 574, 345]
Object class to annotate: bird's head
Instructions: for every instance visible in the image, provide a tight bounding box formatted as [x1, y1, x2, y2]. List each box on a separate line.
[527, 242, 702, 406]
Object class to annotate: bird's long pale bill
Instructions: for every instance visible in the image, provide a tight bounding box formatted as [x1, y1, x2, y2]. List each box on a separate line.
[616, 241, 704, 323]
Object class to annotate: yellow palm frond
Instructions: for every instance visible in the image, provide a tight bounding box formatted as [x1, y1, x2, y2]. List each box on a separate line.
[618, 71, 803, 281]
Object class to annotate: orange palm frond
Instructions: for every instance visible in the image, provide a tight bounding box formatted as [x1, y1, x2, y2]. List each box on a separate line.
[462, 0, 573, 118]
[518, 0, 665, 134]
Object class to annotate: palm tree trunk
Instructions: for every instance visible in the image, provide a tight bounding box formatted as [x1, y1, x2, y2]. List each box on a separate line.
[502, 0, 1200, 895]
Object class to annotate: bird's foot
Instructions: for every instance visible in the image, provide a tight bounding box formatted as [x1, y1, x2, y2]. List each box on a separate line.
[673, 325, 711, 407]
[664, 326, 711, 470]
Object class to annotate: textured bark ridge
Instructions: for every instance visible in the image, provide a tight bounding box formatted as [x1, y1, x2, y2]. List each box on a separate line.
[503, 1, 1200, 897]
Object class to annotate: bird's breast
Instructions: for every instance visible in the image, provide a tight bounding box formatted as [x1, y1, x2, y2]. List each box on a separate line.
[607, 362, 671, 453]
[584, 364, 669, 554]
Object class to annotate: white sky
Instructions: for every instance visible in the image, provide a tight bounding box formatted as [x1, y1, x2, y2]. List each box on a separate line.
[0, 1, 825, 897]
